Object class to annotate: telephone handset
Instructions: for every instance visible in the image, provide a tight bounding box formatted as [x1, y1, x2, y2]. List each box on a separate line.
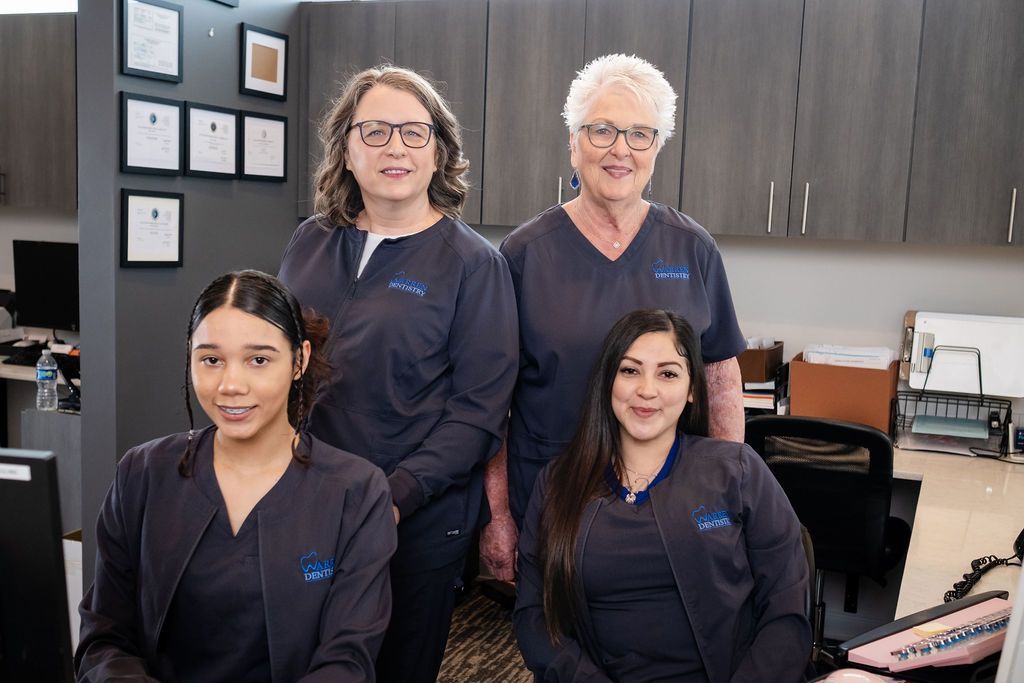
[944, 527, 1024, 602]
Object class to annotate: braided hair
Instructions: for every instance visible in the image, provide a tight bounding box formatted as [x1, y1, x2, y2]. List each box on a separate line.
[179, 270, 331, 476]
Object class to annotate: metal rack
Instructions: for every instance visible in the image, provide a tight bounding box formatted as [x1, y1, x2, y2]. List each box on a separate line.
[894, 345, 1013, 456]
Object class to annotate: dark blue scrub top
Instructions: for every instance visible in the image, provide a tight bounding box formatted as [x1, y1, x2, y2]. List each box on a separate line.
[159, 446, 303, 682]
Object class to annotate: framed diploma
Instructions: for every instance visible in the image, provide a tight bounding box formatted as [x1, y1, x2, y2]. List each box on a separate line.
[120, 189, 184, 268]
[185, 102, 238, 178]
[121, 0, 183, 83]
[240, 112, 287, 182]
[239, 23, 288, 100]
[121, 92, 184, 175]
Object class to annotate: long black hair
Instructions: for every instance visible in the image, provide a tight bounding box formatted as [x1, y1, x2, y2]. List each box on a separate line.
[539, 309, 709, 641]
[178, 270, 331, 476]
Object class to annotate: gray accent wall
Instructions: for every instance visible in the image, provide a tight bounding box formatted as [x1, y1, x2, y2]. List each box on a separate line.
[77, 0, 300, 584]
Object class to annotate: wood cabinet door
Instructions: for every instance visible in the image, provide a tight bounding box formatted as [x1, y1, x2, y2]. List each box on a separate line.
[0, 14, 76, 210]
[396, 0, 487, 225]
[906, 0, 1024, 247]
[482, 0, 586, 227]
[299, 1, 396, 218]
[681, 0, 802, 237]
[582, 0, 690, 211]
[789, 0, 922, 241]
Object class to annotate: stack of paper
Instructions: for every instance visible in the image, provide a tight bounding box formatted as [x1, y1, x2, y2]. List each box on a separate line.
[803, 344, 895, 370]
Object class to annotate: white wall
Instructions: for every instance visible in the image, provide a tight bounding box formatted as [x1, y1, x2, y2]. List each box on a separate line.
[0, 207, 79, 290]
[718, 236, 1024, 361]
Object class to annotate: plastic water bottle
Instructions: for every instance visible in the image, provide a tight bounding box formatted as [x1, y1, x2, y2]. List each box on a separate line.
[36, 349, 58, 411]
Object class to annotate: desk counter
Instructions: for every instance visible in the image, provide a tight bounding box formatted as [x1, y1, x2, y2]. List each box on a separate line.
[894, 448, 1024, 617]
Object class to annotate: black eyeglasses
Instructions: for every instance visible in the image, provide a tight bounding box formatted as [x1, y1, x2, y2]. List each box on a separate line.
[580, 123, 659, 151]
[348, 120, 435, 148]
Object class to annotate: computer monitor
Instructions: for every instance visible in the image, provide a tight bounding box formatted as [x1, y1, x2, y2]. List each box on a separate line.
[0, 449, 74, 682]
[12, 240, 80, 333]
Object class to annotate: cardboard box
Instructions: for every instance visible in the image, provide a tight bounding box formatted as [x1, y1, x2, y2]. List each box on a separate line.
[789, 353, 898, 433]
[738, 341, 784, 383]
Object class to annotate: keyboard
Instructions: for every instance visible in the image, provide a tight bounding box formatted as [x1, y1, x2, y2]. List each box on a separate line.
[1, 345, 80, 376]
[1, 344, 46, 366]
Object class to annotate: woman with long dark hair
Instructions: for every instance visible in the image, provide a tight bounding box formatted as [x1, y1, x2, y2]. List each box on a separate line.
[77, 270, 396, 682]
[515, 309, 809, 683]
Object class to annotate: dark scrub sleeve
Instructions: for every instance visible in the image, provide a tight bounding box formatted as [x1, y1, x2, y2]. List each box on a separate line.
[388, 252, 519, 520]
[729, 446, 811, 683]
[301, 466, 397, 681]
[514, 472, 613, 683]
[76, 454, 158, 681]
[697, 244, 745, 364]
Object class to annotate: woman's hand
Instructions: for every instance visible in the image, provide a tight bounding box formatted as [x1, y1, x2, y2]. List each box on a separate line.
[481, 443, 518, 581]
[481, 514, 519, 582]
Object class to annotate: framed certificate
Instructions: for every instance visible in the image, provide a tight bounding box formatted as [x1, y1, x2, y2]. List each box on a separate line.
[239, 23, 288, 100]
[240, 112, 287, 182]
[185, 102, 238, 178]
[121, 92, 183, 175]
[121, 0, 183, 83]
[121, 189, 184, 268]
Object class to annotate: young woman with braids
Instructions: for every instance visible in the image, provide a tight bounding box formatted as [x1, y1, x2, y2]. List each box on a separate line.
[76, 270, 397, 682]
[514, 310, 810, 683]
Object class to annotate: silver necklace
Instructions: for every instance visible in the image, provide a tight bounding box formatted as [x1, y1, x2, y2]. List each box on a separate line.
[571, 201, 644, 250]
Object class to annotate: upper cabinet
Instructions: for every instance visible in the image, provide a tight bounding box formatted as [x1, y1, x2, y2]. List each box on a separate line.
[583, 0, 689, 210]
[395, 0, 487, 225]
[299, 1, 396, 217]
[682, 0, 802, 238]
[482, 0, 586, 227]
[905, 0, 1024, 247]
[788, 0, 922, 242]
[0, 13, 77, 211]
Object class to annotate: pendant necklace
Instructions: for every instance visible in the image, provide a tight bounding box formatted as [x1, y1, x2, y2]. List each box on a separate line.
[623, 462, 665, 505]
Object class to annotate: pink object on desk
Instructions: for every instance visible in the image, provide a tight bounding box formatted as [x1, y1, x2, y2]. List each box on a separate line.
[847, 597, 1011, 672]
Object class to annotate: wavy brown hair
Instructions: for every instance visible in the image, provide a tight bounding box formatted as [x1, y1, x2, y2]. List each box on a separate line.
[314, 65, 470, 226]
[539, 309, 709, 642]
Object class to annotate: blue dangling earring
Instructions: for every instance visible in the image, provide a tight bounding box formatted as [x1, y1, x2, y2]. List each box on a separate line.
[569, 169, 580, 191]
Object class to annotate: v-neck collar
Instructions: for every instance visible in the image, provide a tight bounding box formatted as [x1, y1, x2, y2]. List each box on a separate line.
[560, 201, 659, 267]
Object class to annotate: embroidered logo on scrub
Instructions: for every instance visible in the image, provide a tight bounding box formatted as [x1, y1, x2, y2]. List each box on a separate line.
[300, 550, 335, 583]
[691, 504, 734, 532]
[388, 271, 428, 297]
[652, 259, 690, 280]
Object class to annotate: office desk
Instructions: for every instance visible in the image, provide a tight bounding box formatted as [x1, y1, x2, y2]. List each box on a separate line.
[894, 448, 1023, 617]
[0, 357, 79, 447]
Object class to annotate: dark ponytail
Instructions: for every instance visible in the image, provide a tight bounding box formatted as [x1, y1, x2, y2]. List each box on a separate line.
[178, 270, 332, 476]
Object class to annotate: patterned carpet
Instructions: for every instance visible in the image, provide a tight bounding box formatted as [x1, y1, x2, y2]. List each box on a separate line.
[438, 586, 533, 682]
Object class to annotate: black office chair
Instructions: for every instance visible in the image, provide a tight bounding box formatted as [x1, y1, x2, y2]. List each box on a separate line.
[745, 416, 911, 666]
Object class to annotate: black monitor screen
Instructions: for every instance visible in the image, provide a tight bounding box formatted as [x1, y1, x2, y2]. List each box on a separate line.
[13, 240, 80, 332]
[0, 449, 74, 681]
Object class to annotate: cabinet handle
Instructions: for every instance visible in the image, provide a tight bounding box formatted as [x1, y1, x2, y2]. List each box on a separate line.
[767, 181, 775, 234]
[801, 182, 809, 235]
[558, 176, 563, 205]
[0, 171, 6, 205]
[1009, 188, 1018, 244]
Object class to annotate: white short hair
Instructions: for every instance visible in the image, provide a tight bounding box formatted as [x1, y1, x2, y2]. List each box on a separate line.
[562, 54, 677, 149]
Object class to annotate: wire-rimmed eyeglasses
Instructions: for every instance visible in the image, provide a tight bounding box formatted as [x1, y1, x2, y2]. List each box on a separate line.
[348, 120, 435, 148]
[580, 123, 658, 151]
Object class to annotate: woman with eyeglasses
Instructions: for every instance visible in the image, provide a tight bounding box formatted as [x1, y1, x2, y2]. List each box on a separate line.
[481, 54, 747, 581]
[278, 65, 518, 683]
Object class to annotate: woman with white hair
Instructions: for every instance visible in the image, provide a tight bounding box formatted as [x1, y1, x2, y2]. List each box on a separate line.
[480, 54, 747, 581]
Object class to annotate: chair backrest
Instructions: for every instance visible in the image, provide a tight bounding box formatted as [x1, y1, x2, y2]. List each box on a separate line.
[745, 415, 895, 579]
